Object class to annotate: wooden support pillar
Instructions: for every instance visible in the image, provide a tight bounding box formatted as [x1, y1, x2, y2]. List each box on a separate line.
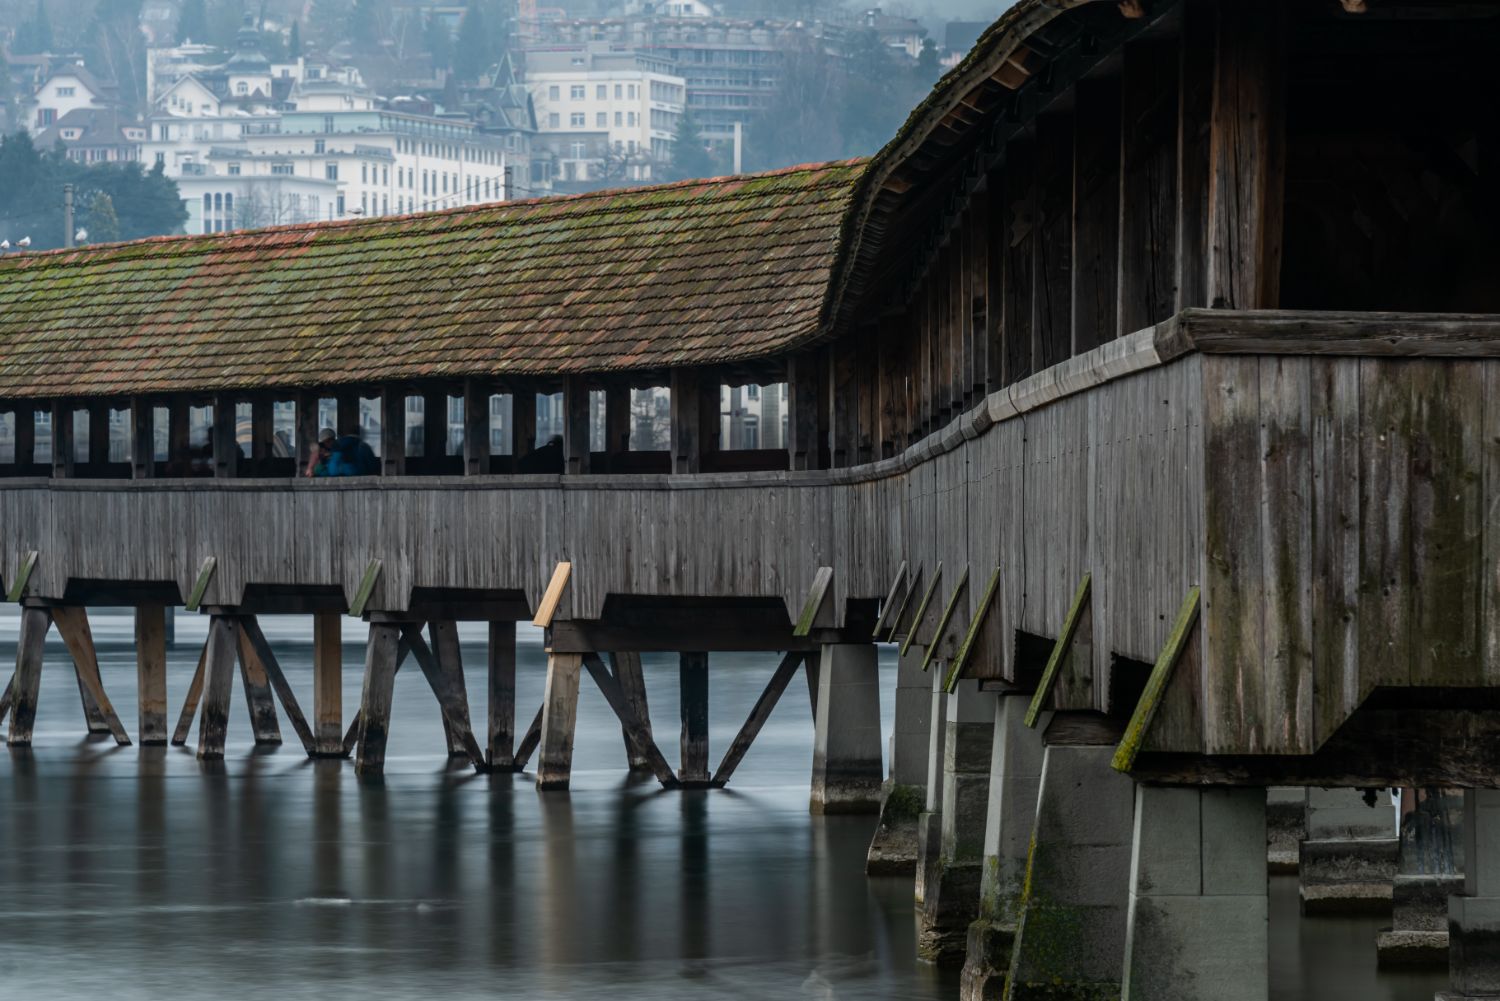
[964, 195, 988, 408]
[1119, 38, 1181, 335]
[87, 402, 109, 467]
[581, 653, 678, 787]
[212, 394, 237, 478]
[1072, 77, 1121, 355]
[249, 395, 275, 471]
[1176, 0, 1215, 311]
[488, 620, 517, 770]
[679, 651, 709, 785]
[511, 387, 536, 462]
[196, 614, 240, 759]
[379, 387, 405, 476]
[604, 384, 630, 468]
[463, 378, 490, 476]
[1206, 0, 1287, 310]
[612, 652, 652, 773]
[355, 622, 402, 775]
[14, 406, 34, 472]
[53, 605, 130, 743]
[424, 620, 479, 760]
[1003, 139, 1036, 386]
[787, 352, 821, 470]
[669, 369, 715, 475]
[7, 605, 50, 745]
[536, 651, 583, 790]
[295, 390, 319, 476]
[313, 611, 342, 755]
[130, 398, 154, 479]
[237, 616, 316, 755]
[237, 637, 283, 745]
[171, 645, 207, 746]
[51, 400, 73, 478]
[422, 390, 446, 460]
[1034, 113, 1074, 372]
[713, 651, 802, 785]
[135, 604, 168, 744]
[562, 375, 590, 475]
[336, 393, 360, 438]
[984, 170, 1006, 393]
[830, 341, 858, 468]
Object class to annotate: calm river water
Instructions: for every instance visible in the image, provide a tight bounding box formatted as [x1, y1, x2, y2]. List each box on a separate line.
[0, 611, 1450, 999]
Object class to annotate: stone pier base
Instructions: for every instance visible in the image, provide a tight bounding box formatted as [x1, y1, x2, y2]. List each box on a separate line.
[809, 643, 883, 814]
[1380, 874, 1464, 966]
[1300, 787, 1398, 915]
[916, 680, 993, 964]
[1005, 743, 1134, 1001]
[1437, 789, 1500, 1000]
[867, 781, 925, 875]
[1267, 786, 1306, 874]
[959, 693, 1044, 1001]
[1121, 785, 1268, 1001]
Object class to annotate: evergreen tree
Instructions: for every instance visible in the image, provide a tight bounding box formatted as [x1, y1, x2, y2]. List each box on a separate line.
[84, 191, 120, 243]
[177, 0, 208, 42]
[453, 6, 491, 82]
[916, 37, 938, 82]
[425, 14, 453, 72]
[349, 0, 381, 50]
[288, 20, 302, 58]
[0, 132, 188, 249]
[13, 0, 55, 55]
[669, 108, 716, 181]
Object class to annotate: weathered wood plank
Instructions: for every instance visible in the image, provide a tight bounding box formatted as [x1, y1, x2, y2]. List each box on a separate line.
[581, 652, 677, 786]
[6, 606, 49, 745]
[712, 651, 803, 785]
[1206, 0, 1287, 310]
[1119, 38, 1180, 334]
[354, 622, 402, 775]
[1310, 357, 1362, 746]
[1114, 587, 1200, 771]
[171, 643, 207, 747]
[240, 615, 318, 756]
[236, 631, 283, 746]
[1201, 354, 1266, 753]
[1072, 76, 1121, 354]
[611, 651, 652, 773]
[135, 604, 168, 744]
[51, 605, 130, 745]
[488, 620, 517, 769]
[679, 650, 710, 784]
[1034, 113, 1074, 371]
[420, 620, 484, 765]
[196, 615, 240, 760]
[537, 652, 583, 790]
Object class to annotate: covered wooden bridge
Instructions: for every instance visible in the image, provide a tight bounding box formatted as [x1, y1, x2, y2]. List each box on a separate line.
[3, 0, 1500, 998]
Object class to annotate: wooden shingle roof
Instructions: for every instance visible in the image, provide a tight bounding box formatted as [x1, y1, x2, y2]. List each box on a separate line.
[0, 159, 865, 399]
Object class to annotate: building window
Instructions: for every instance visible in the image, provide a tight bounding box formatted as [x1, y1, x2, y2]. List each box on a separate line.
[548, 85, 560, 100]
[548, 113, 559, 128]
[615, 112, 622, 126]
[596, 84, 607, 100]
[236, 82, 248, 95]
[56, 86, 74, 97]
[325, 163, 338, 180]
[628, 112, 637, 126]
[570, 141, 586, 159]
[614, 84, 622, 99]
[596, 112, 607, 128]
[362, 163, 368, 183]
[382, 167, 388, 186]
[314, 139, 325, 153]
[228, 163, 240, 175]
[337, 194, 345, 215]
[628, 84, 637, 99]
[570, 113, 585, 127]
[570, 85, 585, 100]
[323, 115, 334, 132]
[271, 163, 293, 175]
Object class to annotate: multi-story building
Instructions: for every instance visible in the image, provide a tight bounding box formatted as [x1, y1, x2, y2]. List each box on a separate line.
[22, 62, 117, 134]
[533, 18, 801, 144]
[34, 108, 147, 163]
[525, 43, 684, 187]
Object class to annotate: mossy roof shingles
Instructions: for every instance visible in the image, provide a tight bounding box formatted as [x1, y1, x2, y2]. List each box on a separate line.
[0, 159, 865, 399]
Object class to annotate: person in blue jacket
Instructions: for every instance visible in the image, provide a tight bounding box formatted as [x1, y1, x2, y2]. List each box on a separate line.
[306, 427, 378, 477]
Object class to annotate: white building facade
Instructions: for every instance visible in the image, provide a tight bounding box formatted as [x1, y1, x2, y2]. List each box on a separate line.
[526, 45, 685, 184]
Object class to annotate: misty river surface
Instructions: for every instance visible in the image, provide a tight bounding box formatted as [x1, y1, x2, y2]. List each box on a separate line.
[0, 610, 1451, 1000]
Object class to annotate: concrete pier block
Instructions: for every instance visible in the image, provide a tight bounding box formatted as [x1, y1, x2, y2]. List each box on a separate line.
[809, 643, 883, 814]
[1438, 788, 1500, 1000]
[1300, 787, 1398, 915]
[1266, 786, 1306, 873]
[1121, 785, 1268, 1001]
[917, 680, 994, 964]
[868, 647, 933, 875]
[960, 693, 1045, 1001]
[914, 660, 948, 910]
[1379, 788, 1463, 968]
[1004, 743, 1134, 1001]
